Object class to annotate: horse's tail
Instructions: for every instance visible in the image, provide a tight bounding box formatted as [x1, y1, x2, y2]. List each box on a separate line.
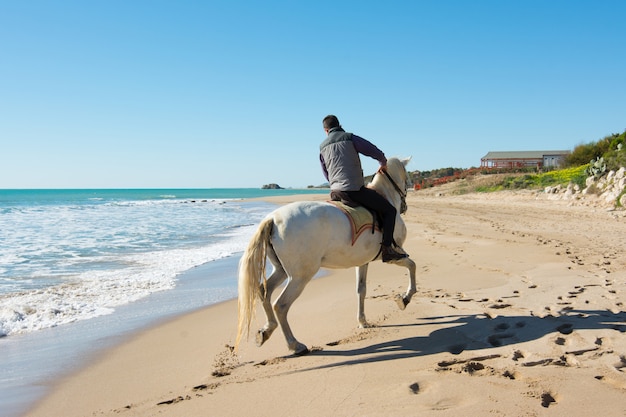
[235, 216, 273, 350]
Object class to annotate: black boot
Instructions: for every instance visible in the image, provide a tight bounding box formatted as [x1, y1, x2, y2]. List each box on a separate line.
[381, 245, 408, 263]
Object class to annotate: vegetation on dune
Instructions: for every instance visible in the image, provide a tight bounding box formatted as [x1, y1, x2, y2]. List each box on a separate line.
[564, 131, 625, 170]
[493, 165, 589, 191]
[411, 129, 625, 194]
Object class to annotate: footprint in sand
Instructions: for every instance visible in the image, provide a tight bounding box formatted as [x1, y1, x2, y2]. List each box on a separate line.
[512, 350, 525, 362]
[522, 358, 554, 367]
[494, 323, 510, 332]
[567, 286, 586, 299]
[489, 302, 512, 309]
[212, 345, 239, 377]
[541, 392, 558, 408]
[595, 375, 626, 390]
[448, 343, 466, 355]
[326, 329, 373, 347]
[255, 357, 287, 367]
[555, 336, 567, 346]
[502, 369, 520, 380]
[437, 354, 501, 369]
[409, 382, 420, 394]
[614, 355, 626, 372]
[157, 395, 190, 406]
[556, 323, 574, 335]
[488, 333, 515, 347]
[461, 361, 486, 374]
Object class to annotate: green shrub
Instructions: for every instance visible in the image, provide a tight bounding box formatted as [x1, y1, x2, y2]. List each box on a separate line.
[499, 165, 589, 190]
[604, 143, 626, 172]
[564, 132, 622, 167]
[566, 141, 605, 167]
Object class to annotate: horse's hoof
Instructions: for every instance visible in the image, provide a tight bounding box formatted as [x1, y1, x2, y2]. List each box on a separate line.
[256, 330, 267, 347]
[294, 347, 310, 356]
[395, 294, 407, 311]
[293, 343, 310, 356]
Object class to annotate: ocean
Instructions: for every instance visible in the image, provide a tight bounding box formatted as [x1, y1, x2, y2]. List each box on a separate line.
[0, 188, 327, 417]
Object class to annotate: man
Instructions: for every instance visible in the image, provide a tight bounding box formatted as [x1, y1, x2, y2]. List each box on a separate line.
[319, 114, 408, 263]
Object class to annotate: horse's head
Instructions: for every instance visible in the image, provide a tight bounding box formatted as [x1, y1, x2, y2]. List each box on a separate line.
[387, 156, 412, 188]
[370, 156, 412, 214]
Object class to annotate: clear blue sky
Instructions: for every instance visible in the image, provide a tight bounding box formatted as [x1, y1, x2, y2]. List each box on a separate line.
[1, 1, 624, 188]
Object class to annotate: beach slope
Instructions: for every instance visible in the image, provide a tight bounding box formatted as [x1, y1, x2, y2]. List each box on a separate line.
[26, 191, 626, 417]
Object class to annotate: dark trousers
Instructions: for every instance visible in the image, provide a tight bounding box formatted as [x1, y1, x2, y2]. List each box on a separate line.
[335, 186, 397, 246]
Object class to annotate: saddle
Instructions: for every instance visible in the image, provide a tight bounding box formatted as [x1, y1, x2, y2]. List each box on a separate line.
[327, 200, 381, 245]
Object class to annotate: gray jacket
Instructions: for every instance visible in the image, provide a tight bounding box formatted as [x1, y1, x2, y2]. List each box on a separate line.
[319, 127, 387, 191]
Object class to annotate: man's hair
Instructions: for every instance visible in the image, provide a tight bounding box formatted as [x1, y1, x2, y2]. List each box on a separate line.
[323, 115, 340, 130]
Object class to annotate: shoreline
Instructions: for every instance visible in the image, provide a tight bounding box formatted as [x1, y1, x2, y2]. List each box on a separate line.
[24, 190, 626, 417]
[5, 194, 326, 417]
[2, 256, 243, 417]
[3, 191, 328, 417]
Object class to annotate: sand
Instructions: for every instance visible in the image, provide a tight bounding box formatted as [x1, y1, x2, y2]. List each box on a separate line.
[24, 190, 626, 417]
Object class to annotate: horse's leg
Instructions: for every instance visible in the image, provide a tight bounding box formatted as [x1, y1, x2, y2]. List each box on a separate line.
[256, 250, 287, 347]
[273, 275, 313, 355]
[356, 264, 369, 327]
[392, 256, 417, 310]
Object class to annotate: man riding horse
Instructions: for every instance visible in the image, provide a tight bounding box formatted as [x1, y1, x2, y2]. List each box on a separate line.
[235, 117, 415, 355]
[319, 115, 408, 263]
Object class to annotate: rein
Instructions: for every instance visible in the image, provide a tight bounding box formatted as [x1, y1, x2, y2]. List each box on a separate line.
[378, 168, 408, 214]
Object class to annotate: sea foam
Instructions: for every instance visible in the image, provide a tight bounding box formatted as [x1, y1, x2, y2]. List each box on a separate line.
[0, 193, 272, 337]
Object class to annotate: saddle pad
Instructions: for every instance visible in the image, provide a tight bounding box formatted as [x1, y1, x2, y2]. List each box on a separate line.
[328, 201, 380, 245]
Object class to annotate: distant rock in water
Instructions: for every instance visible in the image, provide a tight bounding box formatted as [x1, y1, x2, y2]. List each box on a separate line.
[262, 183, 283, 189]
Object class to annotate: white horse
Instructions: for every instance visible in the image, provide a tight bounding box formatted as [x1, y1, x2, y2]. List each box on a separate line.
[236, 157, 417, 355]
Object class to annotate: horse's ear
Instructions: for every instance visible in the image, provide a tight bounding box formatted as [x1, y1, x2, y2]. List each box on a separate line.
[401, 156, 412, 167]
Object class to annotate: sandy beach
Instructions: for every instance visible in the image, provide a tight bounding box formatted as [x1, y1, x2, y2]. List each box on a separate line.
[24, 190, 626, 417]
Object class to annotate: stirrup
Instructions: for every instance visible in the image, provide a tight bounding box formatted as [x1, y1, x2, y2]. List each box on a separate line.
[381, 245, 408, 263]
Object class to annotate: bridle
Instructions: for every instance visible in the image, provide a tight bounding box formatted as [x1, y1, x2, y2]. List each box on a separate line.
[378, 168, 408, 214]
